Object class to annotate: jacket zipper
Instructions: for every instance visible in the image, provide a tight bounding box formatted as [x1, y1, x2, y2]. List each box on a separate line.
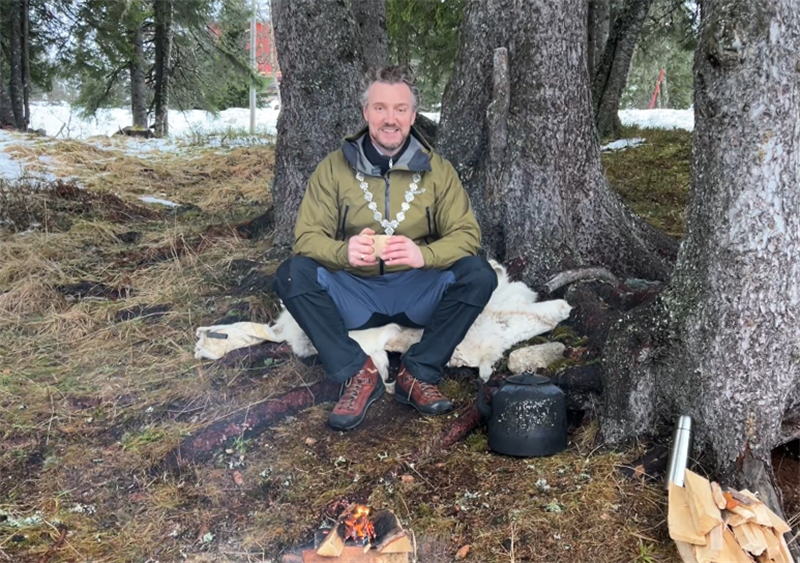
[337, 205, 349, 241]
[426, 207, 435, 241]
[381, 173, 390, 275]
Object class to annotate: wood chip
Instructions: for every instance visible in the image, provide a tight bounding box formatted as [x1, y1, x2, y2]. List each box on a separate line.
[669, 483, 707, 545]
[456, 545, 471, 560]
[684, 469, 724, 535]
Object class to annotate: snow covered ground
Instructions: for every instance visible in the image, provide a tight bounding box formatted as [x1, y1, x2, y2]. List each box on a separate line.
[1, 102, 693, 187]
[27, 101, 694, 141]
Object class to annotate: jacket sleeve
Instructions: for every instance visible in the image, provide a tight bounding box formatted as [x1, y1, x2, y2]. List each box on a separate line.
[292, 157, 351, 270]
[418, 156, 481, 269]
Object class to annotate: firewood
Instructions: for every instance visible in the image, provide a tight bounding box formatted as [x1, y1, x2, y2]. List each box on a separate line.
[726, 489, 757, 506]
[724, 510, 751, 527]
[684, 469, 724, 535]
[371, 510, 412, 554]
[303, 547, 408, 563]
[732, 522, 767, 556]
[694, 524, 723, 563]
[778, 532, 795, 563]
[710, 482, 727, 510]
[316, 524, 345, 558]
[669, 483, 707, 545]
[378, 535, 413, 554]
[719, 527, 758, 563]
[737, 490, 776, 528]
[728, 504, 758, 523]
[761, 528, 787, 563]
[675, 540, 701, 563]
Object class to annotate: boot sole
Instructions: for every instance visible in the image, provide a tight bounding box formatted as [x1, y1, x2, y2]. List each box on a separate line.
[328, 384, 386, 431]
[394, 393, 452, 416]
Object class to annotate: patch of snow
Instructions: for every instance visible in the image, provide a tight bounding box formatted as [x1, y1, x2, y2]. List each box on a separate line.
[28, 101, 281, 140]
[619, 109, 694, 131]
[139, 196, 180, 207]
[601, 138, 646, 152]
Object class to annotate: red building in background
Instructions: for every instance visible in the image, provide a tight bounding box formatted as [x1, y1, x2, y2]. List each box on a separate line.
[248, 20, 280, 80]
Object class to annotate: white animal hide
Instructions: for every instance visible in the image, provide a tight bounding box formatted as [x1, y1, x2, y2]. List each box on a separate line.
[270, 260, 572, 387]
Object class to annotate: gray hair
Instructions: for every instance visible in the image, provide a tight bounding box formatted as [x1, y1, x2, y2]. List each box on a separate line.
[360, 66, 419, 112]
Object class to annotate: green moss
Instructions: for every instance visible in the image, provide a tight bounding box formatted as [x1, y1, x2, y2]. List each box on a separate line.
[602, 126, 691, 238]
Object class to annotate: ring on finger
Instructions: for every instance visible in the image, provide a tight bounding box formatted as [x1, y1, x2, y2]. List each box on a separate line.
[360, 254, 365, 261]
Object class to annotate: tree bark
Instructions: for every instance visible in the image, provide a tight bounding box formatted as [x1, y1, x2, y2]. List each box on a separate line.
[21, 0, 29, 130]
[153, 0, 174, 137]
[8, 0, 25, 130]
[602, 0, 800, 507]
[351, 0, 388, 70]
[270, 0, 365, 249]
[0, 62, 14, 128]
[587, 0, 612, 78]
[129, 22, 148, 129]
[438, 0, 677, 284]
[592, 0, 654, 139]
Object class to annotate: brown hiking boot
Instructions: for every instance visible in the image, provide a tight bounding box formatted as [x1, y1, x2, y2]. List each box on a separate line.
[328, 357, 384, 431]
[395, 364, 452, 415]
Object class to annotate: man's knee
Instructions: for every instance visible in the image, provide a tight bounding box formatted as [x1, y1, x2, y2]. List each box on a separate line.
[272, 256, 323, 299]
[448, 256, 498, 306]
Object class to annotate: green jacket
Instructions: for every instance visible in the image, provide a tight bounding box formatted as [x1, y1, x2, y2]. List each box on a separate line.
[293, 126, 481, 276]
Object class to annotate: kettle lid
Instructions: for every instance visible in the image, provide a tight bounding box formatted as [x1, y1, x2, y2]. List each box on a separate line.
[506, 372, 551, 386]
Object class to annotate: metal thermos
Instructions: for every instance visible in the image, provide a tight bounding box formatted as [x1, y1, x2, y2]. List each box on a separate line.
[665, 415, 693, 488]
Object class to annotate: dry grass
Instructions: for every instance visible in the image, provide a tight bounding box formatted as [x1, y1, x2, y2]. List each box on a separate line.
[2, 136, 274, 211]
[0, 131, 696, 563]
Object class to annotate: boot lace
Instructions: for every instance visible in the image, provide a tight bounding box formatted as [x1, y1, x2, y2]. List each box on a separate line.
[341, 372, 369, 412]
[408, 378, 443, 401]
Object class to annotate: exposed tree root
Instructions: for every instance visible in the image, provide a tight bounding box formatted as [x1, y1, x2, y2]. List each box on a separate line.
[543, 267, 620, 294]
[167, 378, 339, 468]
[618, 444, 669, 482]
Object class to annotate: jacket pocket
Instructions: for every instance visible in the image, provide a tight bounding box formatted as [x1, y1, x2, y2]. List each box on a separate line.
[337, 205, 349, 241]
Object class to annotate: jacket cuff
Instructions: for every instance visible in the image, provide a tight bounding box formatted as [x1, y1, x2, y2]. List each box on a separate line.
[336, 242, 350, 268]
[420, 246, 435, 269]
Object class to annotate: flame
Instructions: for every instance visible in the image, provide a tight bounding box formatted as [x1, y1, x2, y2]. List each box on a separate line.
[342, 504, 376, 545]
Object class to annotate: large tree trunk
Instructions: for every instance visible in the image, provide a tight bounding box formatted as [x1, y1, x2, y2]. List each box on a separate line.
[8, 0, 25, 130]
[438, 0, 677, 283]
[129, 22, 148, 129]
[153, 0, 174, 137]
[602, 0, 800, 516]
[351, 0, 388, 70]
[592, 0, 653, 139]
[0, 64, 14, 128]
[270, 0, 365, 249]
[587, 0, 612, 78]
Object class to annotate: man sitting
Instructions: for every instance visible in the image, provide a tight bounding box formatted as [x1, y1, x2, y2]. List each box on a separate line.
[272, 66, 497, 431]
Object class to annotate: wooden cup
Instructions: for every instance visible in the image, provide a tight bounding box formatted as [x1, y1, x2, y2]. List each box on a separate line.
[372, 234, 390, 259]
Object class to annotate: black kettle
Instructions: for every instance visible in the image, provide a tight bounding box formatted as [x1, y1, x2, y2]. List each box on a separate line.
[477, 373, 568, 457]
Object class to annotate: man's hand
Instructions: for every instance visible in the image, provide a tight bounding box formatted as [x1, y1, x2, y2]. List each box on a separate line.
[380, 236, 425, 268]
[348, 228, 377, 267]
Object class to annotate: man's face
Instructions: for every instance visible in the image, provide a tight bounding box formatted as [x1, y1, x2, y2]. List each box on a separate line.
[363, 81, 417, 156]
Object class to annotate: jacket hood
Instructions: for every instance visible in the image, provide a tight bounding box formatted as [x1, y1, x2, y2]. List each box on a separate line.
[342, 125, 433, 176]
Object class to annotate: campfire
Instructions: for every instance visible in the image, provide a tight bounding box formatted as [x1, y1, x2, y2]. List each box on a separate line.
[303, 503, 413, 562]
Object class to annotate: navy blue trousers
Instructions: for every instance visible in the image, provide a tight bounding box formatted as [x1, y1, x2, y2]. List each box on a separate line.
[272, 256, 497, 384]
